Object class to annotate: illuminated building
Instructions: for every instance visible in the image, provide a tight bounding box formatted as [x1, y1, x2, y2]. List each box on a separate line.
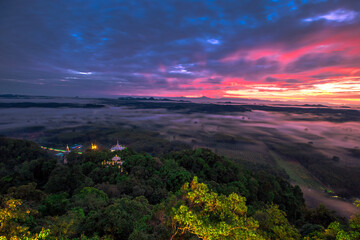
[112, 155, 121, 163]
[66, 145, 70, 153]
[64, 145, 70, 164]
[40, 144, 82, 165]
[102, 154, 123, 171]
[110, 140, 126, 152]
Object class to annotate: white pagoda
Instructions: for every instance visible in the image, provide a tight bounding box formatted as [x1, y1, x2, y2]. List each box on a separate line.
[110, 140, 126, 152]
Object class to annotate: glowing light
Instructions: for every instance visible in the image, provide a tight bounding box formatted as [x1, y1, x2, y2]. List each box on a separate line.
[91, 143, 98, 150]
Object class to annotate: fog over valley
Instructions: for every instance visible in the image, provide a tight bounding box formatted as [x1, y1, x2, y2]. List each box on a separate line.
[1, 96, 360, 218]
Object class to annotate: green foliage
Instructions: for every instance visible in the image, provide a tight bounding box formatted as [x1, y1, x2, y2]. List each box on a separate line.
[80, 196, 152, 239]
[254, 204, 301, 240]
[2, 136, 360, 240]
[72, 187, 108, 214]
[45, 165, 93, 194]
[7, 183, 45, 202]
[304, 201, 360, 239]
[323, 221, 353, 239]
[39, 193, 69, 216]
[348, 201, 360, 239]
[304, 204, 342, 228]
[159, 159, 192, 193]
[0, 199, 50, 240]
[46, 208, 85, 239]
[167, 149, 305, 223]
[299, 223, 324, 238]
[0, 199, 30, 239]
[172, 177, 262, 240]
[0, 137, 56, 193]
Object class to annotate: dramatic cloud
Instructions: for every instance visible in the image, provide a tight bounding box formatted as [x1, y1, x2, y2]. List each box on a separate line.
[0, 0, 360, 103]
[303, 9, 359, 23]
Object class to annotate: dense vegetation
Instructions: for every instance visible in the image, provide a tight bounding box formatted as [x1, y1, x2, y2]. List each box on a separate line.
[0, 136, 359, 239]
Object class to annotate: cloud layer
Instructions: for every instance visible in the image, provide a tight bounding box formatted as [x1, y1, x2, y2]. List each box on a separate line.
[1, 0, 360, 103]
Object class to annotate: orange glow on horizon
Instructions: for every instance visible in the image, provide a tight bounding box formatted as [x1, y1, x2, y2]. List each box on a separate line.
[107, 27, 360, 105]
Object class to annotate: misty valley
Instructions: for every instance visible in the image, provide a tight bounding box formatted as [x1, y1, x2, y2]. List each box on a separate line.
[0, 95, 360, 239]
[2, 0, 360, 239]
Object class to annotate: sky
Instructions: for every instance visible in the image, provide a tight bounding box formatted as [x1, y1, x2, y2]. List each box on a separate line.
[0, 0, 360, 103]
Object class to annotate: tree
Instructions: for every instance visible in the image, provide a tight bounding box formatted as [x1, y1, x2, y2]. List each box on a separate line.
[72, 187, 108, 214]
[254, 204, 300, 240]
[306, 200, 360, 240]
[39, 193, 69, 216]
[0, 199, 50, 240]
[0, 199, 29, 239]
[171, 177, 262, 240]
[81, 196, 152, 239]
[304, 204, 340, 228]
[7, 183, 45, 202]
[47, 208, 85, 239]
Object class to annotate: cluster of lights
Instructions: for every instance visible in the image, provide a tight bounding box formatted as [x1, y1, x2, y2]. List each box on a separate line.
[101, 155, 124, 172]
[42, 142, 128, 172]
[42, 142, 125, 172]
[41, 146, 83, 154]
[101, 160, 124, 171]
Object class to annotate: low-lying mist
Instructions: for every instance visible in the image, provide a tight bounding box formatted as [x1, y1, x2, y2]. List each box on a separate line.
[1, 97, 360, 217]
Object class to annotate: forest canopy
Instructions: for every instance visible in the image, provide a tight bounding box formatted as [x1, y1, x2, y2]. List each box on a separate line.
[0, 136, 359, 239]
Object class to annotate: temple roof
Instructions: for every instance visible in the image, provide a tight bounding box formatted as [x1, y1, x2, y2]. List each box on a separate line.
[110, 140, 126, 151]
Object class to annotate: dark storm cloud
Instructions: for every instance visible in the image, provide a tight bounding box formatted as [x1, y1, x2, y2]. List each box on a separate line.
[0, 0, 360, 96]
